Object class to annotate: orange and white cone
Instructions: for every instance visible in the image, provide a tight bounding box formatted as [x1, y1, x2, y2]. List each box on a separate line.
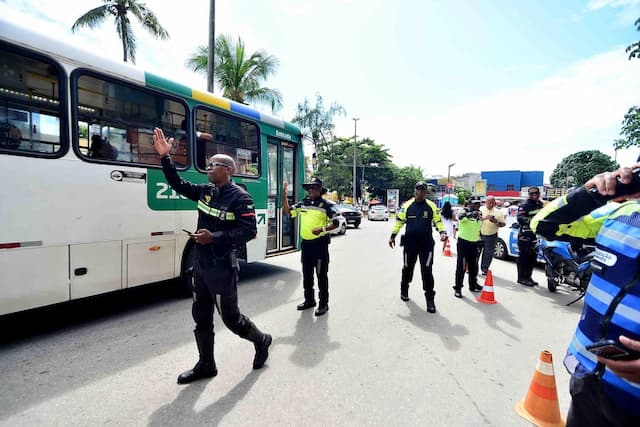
[515, 350, 565, 427]
[476, 270, 497, 304]
[443, 238, 452, 257]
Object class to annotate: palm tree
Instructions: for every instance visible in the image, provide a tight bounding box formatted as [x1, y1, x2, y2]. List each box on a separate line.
[71, 0, 169, 64]
[186, 35, 283, 112]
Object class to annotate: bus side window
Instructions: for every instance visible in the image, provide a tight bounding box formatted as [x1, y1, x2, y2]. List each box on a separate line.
[0, 46, 64, 156]
[195, 107, 260, 177]
[74, 73, 188, 168]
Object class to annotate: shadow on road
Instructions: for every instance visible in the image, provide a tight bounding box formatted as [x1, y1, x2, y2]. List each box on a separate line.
[0, 261, 299, 421]
[273, 309, 341, 367]
[148, 369, 265, 427]
[455, 275, 523, 341]
[397, 300, 469, 351]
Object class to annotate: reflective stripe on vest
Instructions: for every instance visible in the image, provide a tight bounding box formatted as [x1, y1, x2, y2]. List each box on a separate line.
[197, 200, 236, 220]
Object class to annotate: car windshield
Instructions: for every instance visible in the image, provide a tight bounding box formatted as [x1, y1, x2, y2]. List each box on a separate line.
[336, 204, 356, 211]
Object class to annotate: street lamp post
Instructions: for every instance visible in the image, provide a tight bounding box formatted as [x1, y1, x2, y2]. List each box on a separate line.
[353, 118, 359, 205]
[447, 163, 455, 194]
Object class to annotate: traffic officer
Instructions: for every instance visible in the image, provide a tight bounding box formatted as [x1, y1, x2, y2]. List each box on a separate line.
[453, 198, 483, 298]
[517, 186, 543, 286]
[388, 181, 447, 313]
[283, 177, 339, 316]
[152, 128, 272, 384]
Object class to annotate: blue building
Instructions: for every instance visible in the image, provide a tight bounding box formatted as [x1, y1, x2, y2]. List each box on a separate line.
[481, 170, 544, 197]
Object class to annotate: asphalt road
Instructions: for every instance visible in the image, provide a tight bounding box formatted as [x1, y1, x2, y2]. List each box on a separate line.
[0, 218, 583, 426]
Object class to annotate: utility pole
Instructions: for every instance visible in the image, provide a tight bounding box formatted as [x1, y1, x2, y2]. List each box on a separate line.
[207, 0, 215, 93]
[352, 118, 359, 205]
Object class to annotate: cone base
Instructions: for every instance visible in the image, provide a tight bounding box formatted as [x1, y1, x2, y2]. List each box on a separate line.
[476, 297, 497, 304]
[515, 399, 565, 427]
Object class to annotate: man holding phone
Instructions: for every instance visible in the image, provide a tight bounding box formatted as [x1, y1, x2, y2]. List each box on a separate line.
[532, 164, 640, 426]
[153, 128, 272, 384]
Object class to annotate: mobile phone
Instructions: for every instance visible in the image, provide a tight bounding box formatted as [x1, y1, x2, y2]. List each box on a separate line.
[586, 339, 640, 361]
[182, 229, 195, 236]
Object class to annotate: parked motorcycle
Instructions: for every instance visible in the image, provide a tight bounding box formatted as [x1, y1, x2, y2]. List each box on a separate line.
[539, 239, 595, 306]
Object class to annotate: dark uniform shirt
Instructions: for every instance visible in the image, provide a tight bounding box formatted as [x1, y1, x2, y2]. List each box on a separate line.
[161, 156, 257, 264]
[392, 198, 445, 247]
[517, 199, 544, 232]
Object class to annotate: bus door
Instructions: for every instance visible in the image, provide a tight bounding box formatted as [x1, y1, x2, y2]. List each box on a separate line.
[267, 140, 296, 253]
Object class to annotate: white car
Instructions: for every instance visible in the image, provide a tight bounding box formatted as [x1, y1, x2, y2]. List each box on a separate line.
[368, 205, 389, 221]
[493, 218, 544, 262]
[330, 207, 348, 235]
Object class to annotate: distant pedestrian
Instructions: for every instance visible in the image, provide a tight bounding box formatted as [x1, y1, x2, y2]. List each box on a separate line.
[283, 177, 339, 316]
[479, 196, 506, 275]
[453, 198, 483, 298]
[388, 181, 447, 313]
[440, 201, 458, 252]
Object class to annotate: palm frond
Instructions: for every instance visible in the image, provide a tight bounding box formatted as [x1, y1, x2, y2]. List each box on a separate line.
[71, 5, 110, 32]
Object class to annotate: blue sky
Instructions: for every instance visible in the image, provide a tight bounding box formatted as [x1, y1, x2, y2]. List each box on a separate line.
[2, 0, 640, 182]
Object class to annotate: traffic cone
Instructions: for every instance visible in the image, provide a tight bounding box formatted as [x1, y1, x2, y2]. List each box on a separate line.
[476, 270, 497, 304]
[443, 238, 452, 257]
[515, 350, 565, 427]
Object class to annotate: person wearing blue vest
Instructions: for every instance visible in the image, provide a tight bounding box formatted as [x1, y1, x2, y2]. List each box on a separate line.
[283, 177, 339, 316]
[532, 164, 640, 426]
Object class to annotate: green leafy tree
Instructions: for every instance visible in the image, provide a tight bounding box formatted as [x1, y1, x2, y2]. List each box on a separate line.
[549, 150, 618, 188]
[186, 35, 282, 112]
[394, 166, 426, 202]
[292, 94, 345, 156]
[455, 188, 471, 205]
[613, 17, 640, 151]
[71, 0, 169, 64]
[315, 137, 355, 197]
[356, 139, 395, 202]
[626, 17, 640, 60]
[613, 106, 640, 150]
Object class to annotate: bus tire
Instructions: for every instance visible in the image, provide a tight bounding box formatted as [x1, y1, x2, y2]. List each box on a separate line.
[179, 242, 197, 296]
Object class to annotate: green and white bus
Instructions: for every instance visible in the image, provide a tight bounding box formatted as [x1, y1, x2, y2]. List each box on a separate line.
[0, 19, 303, 316]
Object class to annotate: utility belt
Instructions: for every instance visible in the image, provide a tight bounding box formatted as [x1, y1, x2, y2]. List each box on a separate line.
[197, 247, 239, 271]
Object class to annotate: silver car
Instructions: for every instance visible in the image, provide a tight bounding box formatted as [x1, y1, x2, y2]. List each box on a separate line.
[368, 205, 389, 221]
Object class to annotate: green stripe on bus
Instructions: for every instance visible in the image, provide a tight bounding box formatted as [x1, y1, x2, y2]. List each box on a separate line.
[145, 72, 192, 98]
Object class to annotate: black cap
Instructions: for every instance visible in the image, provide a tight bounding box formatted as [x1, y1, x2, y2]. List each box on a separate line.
[469, 197, 481, 204]
[415, 181, 428, 190]
[302, 177, 328, 194]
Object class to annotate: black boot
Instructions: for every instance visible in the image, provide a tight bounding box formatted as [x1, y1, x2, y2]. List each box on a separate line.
[400, 285, 410, 301]
[425, 291, 436, 313]
[246, 322, 272, 369]
[177, 330, 217, 384]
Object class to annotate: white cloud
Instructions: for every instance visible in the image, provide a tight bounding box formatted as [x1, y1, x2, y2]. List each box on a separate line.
[587, 0, 640, 11]
[334, 47, 640, 182]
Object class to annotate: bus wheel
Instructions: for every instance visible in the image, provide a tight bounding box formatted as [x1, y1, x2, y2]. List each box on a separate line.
[179, 243, 197, 296]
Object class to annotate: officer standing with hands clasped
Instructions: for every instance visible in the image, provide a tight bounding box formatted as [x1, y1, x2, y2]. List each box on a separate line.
[152, 127, 272, 384]
[516, 186, 544, 286]
[389, 181, 447, 313]
[283, 177, 339, 316]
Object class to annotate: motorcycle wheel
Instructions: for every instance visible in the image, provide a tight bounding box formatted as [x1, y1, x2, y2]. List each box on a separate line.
[547, 276, 558, 292]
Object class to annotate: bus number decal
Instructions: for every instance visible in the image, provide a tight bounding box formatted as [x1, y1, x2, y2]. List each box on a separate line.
[155, 183, 185, 200]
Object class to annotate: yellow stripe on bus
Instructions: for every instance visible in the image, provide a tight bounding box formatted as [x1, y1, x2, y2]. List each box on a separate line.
[192, 89, 231, 110]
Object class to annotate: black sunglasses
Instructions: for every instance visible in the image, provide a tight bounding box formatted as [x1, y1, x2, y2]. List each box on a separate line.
[415, 186, 427, 191]
[529, 191, 540, 196]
